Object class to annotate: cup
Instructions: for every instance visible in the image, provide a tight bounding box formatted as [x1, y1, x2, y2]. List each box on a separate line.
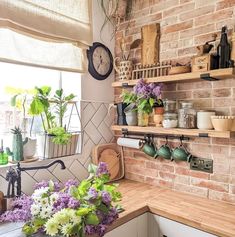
[156, 144, 172, 160]
[142, 142, 157, 158]
[172, 144, 192, 162]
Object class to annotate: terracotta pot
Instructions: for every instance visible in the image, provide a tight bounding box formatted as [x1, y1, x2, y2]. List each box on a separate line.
[154, 107, 164, 115]
[153, 114, 164, 127]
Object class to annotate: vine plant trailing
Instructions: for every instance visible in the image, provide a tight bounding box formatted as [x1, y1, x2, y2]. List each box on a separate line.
[29, 86, 75, 145]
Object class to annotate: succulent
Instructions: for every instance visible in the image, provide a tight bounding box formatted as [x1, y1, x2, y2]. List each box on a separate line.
[10, 126, 22, 135]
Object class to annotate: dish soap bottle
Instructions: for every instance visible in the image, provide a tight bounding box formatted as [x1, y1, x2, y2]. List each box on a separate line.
[0, 140, 8, 165]
[217, 26, 231, 68]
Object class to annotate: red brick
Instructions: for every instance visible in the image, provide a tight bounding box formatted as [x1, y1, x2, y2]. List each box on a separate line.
[174, 183, 208, 198]
[191, 178, 229, 192]
[180, 5, 214, 21]
[195, 8, 233, 26]
[163, 20, 193, 34]
[163, 2, 195, 18]
[216, 0, 235, 10]
[212, 88, 231, 97]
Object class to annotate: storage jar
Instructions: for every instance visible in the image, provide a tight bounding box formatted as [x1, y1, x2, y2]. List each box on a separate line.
[178, 102, 196, 129]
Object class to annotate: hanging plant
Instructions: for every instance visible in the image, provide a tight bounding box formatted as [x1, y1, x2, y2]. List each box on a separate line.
[98, 0, 133, 36]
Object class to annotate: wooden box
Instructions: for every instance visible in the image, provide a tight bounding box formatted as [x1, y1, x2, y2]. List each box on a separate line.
[191, 54, 217, 72]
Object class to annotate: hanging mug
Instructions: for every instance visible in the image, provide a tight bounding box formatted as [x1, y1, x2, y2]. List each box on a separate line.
[142, 136, 157, 158]
[156, 137, 172, 160]
[114, 57, 133, 81]
[171, 137, 192, 162]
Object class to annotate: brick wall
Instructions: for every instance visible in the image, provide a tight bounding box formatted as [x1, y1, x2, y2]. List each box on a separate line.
[114, 0, 235, 203]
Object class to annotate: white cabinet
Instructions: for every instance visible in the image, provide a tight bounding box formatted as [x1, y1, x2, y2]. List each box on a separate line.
[149, 214, 217, 237]
[106, 213, 217, 237]
[105, 213, 148, 237]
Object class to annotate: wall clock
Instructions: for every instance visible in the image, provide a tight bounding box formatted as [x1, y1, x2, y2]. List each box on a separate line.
[87, 42, 113, 80]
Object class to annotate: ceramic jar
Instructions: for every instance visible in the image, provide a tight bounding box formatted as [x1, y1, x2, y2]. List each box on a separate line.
[178, 102, 196, 129]
[138, 111, 149, 127]
[162, 112, 178, 128]
[124, 104, 137, 126]
[197, 111, 215, 130]
[114, 58, 133, 81]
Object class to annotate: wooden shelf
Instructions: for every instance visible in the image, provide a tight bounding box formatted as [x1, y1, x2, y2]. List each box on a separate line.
[112, 68, 235, 88]
[111, 125, 235, 138]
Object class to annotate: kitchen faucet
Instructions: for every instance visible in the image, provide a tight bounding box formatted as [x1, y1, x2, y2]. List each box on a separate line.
[15, 160, 66, 196]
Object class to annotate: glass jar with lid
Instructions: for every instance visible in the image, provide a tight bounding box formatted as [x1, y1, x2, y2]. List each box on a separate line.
[162, 112, 178, 128]
[163, 99, 177, 112]
[178, 102, 196, 129]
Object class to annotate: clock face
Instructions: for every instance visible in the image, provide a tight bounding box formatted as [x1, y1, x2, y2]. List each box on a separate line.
[87, 42, 113, 81]
[92, 46, 110, 76]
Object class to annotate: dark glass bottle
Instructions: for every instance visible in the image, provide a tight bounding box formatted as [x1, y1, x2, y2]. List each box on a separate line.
[217, 26, 231, 68]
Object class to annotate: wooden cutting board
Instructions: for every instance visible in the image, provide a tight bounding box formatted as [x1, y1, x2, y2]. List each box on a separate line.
[92, 143, 124, 181]
[141, 23, 160, 66]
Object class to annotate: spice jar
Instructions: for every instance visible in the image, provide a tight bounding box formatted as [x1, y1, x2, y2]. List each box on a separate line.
[163, 99, 176, 112]
[178, 102, 196, 129]
[163, 112, 178, 128]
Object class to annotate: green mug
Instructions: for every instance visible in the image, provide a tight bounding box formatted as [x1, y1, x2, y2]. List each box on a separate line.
[142, 142, 157, 158]
[172, 144, 192, 162]
[156, 144, 172, 160]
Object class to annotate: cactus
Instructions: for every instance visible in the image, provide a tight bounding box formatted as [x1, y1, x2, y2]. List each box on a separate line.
[6, 127, 28, 161]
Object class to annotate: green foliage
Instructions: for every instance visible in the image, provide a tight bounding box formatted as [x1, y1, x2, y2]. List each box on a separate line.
[121, 90, 137, 106]
[29, 86, 76, 145]
[48, 127, 72, 145]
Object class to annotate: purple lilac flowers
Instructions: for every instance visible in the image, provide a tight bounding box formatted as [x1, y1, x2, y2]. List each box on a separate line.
[133, 79, 163, 99]
[96, 162, 109, 177]
[0, 195, 32, 222]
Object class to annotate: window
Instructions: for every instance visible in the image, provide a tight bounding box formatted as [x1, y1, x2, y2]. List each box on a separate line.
[0, 61, 81, 148]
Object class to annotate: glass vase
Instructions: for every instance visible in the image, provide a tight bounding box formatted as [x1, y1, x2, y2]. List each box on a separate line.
[138, 111, 149, 127]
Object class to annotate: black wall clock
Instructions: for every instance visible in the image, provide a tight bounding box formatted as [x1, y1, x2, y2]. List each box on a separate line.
[87, 42, 113, 80]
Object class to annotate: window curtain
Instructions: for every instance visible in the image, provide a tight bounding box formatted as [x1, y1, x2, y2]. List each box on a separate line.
[0, 0, 92, 72]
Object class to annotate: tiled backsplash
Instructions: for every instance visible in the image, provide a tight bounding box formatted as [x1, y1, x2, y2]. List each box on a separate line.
[115, 0, 235, 203]
[0, 101, 114, 195]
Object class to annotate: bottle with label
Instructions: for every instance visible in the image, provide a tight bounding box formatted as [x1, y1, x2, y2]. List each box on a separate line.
[0, 140, 8, 165]
[217, 26, 231, 68]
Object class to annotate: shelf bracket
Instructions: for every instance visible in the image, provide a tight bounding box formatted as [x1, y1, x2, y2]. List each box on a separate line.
[200, 73, 219, 81]
[121, 128, 129, 137]
[199, 133, 209, 138]
[121, 83, 132, 88]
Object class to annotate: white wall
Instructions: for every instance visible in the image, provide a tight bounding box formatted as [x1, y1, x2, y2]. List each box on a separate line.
[81, 0, 115, 103]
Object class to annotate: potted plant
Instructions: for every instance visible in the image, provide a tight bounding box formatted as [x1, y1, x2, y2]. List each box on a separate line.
[121, 90, 137, 126]
[153, 99, 164, 127]
[122, 79, 163, 127]
[29, 86, 78, 159]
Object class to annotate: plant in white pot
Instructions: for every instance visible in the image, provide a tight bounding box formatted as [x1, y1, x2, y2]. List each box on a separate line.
[29, 86, 78, 159]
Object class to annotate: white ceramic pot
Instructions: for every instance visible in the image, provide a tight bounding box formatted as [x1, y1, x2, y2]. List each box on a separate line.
[23, 137, 37, 159]
[197, 111, 215, 130]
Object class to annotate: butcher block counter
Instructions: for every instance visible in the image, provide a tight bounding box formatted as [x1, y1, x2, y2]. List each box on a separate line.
[1, 179, 235, 237]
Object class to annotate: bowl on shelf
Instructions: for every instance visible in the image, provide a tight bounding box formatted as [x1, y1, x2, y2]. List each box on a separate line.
[211, 116, 235, 131]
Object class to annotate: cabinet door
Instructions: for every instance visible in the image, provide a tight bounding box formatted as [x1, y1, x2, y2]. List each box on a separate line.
[151, 215, 217, 237]
[105, 213, 148, 237]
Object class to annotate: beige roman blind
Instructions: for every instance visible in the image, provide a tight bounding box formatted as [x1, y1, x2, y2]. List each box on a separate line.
[0, 0, 92, 72]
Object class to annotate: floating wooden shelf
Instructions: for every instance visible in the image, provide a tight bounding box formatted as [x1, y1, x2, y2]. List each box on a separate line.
[111, 125, 235, 138]
[112, 68, 235, 88]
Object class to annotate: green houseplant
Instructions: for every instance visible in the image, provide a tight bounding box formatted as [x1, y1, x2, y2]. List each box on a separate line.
[121, 79, 163, 127]
[29, 86, 77, 159]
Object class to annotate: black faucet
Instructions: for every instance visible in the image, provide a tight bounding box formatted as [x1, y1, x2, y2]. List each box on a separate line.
[16, 160, 66, 196]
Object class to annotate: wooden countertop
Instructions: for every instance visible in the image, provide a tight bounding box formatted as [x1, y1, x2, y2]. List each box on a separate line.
[1, 179, 235, 237]
[112, 179, 235, 237]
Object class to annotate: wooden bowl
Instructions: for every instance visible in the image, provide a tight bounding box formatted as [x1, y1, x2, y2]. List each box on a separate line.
[169, 66, 191, 75]
[211, 116, 235, 131]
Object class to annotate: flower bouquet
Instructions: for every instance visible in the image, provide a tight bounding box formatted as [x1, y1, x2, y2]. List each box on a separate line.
[121, 79, 163, 126]
[0, 162, 122, 237]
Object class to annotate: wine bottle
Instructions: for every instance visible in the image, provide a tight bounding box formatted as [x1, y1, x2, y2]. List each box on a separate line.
[217, 26, 231, 68]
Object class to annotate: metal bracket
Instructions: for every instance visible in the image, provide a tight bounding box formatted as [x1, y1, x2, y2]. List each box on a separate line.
[199, 133, 209, 138]
[200, 73, 219, 81]
[121, 128, 129, 137]
[121, 83, 132, 88]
